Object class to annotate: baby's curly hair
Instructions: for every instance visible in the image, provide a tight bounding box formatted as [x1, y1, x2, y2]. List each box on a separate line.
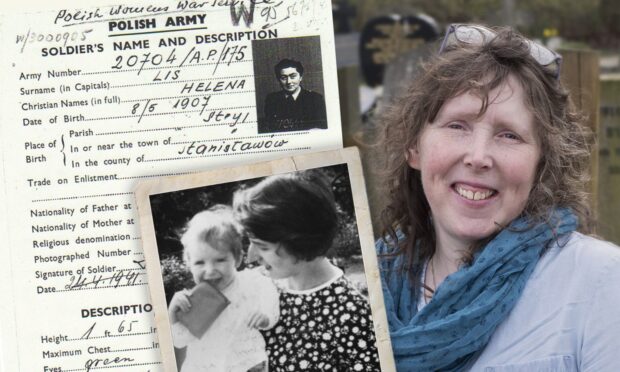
[379, 26, 593, 278]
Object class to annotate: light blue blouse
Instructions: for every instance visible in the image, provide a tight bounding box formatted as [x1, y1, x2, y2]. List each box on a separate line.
[463, 232, 620, 371]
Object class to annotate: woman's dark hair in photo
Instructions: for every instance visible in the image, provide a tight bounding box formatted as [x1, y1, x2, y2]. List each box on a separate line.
[233, 170, 338, 261]
[274, 58, 304, 77]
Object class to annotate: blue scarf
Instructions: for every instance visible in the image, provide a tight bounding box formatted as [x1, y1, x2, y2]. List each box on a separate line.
[377, 209, 577, 371]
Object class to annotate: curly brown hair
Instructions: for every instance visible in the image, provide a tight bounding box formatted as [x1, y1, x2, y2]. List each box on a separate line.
[379, 26, 593, 283]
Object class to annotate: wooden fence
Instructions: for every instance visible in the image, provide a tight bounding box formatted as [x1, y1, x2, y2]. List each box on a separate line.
[599, 75, 620, 243]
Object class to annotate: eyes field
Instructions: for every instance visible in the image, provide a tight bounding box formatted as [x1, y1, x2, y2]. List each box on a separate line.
[498, 132, 522, 141]
[191, 254, 231, 266]
[446, 122, 465, 130]
[249, 240, 271, 251]
[279, 73, 299, 80]
[442, 120, 526, 143]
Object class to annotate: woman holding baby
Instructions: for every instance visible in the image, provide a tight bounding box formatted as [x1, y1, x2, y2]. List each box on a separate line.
[169, 170, 381, 372]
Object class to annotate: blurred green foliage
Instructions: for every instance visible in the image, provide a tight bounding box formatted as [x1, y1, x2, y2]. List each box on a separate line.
[161, 255, 193, 304]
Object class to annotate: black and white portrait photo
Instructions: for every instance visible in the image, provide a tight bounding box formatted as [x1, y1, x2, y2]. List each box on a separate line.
[135, 149, 394, 372]
[252, 36, 328, 134]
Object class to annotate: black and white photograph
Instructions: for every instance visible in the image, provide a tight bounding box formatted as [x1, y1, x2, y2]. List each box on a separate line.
[252, 36, 328, 134]
[135, 149, 395, 372]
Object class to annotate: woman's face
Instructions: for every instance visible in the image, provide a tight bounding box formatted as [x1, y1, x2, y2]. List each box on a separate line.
[247, 237, 300, 279]
[407, 75, 541, 248]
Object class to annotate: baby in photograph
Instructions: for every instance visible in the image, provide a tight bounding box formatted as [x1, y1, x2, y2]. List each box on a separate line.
[168, 205, 279, 372]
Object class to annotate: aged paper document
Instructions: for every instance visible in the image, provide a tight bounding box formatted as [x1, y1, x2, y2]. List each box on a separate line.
[0, 0, 339, 370]
[135, 147, 395, 372]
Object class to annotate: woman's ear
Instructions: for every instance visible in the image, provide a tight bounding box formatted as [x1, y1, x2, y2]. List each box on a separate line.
[406, 147, 421, 170]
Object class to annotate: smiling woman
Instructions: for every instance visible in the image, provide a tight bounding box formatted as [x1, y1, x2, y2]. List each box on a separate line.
[377, 25, 620, 371]
[408, 74, 541, 249]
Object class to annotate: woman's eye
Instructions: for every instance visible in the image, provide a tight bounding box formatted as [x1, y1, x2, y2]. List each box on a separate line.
[250, 245, 265, 253]
[500, 132, 521, 141]
[447, 122, 465, 130]
[252, 242, 268, 251]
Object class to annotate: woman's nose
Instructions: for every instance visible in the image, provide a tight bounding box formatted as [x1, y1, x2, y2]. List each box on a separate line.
[463, 133, 493, 170]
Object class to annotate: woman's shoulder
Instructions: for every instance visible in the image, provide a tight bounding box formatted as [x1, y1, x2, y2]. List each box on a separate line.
[299, 275, 367, 302]
[375, 231, 412, 282]
[564, 230, 619, 248]
[550, 232, 620, 271]
[471, 233, 620, 369]
[558, 234, 620, 370]
[332, 275, 367, 297]
[534, 232, 620, 292]
[326, 276, 374, 314]
[375, 230, 408, 267]
[375, 229, 406, 253]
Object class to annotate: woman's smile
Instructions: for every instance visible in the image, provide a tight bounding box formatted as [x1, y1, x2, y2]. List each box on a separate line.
[452, 182, 497, 202]
[408, 74, 541, 249]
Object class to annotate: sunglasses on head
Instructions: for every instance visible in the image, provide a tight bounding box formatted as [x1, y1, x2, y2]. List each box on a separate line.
[439, 24, 563, 80]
